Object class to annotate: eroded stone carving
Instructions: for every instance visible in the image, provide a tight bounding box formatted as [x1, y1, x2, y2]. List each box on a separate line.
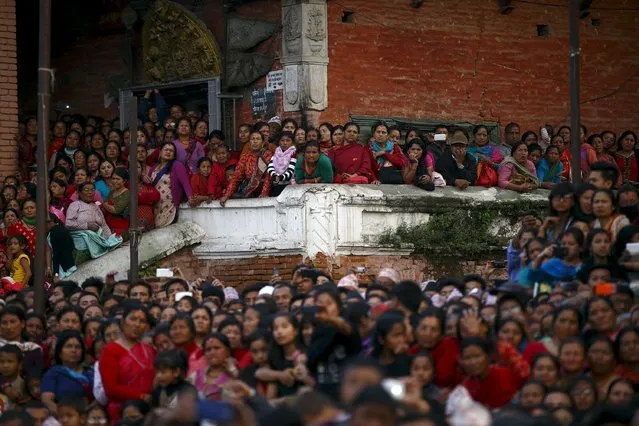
[284, 65, 299, 107]
[142, 0, 221, 82]
[283, 6, 302, 55]
[227, 16, 277, 51]
[226, 52, 275, 88]
[306, 6, 326, 55]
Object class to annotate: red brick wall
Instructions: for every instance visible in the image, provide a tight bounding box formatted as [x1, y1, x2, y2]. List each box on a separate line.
[0, 0, 18, 178]
[235, 0, 639, 137]
[157, 246, 506, 289]
[50, 33, 125, 120]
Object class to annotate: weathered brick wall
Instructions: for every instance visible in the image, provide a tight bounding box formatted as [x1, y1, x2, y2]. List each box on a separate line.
[0, 0, 18, 178]
[157, 246, 507, 289]
[235, 0, 639, 136]
[43, 0, 639, 140]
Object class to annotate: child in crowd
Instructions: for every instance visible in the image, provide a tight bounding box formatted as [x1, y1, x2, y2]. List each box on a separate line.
[266, 132, 297, 196]
[56, 398, 86, 426]
[189, 158, 218, 206]
[409, 350, 440, 402]
[7, 235, 31, 288]
[0, 345, 30, 408]
[240, 331, 269, 396]
[527, 144, 543, 168]
[151, 349, 195, 409]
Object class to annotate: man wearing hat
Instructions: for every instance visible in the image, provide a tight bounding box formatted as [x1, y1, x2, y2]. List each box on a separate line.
[435, 131, 477, 189]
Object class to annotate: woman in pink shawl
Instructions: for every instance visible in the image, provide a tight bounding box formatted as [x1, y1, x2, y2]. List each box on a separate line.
[328, 122, 379, 184]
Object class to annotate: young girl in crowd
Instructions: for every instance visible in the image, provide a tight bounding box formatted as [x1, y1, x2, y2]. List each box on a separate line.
[266, 131, 297, 196]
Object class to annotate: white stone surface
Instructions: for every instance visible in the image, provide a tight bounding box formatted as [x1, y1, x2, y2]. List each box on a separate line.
[178, 185, 548, 260]
[67, 222, 206, 282]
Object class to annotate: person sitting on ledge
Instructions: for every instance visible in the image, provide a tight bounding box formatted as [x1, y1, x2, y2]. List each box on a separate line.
[328, 122, 379, 184]
[435, 132, 477, 190]
[219, 131, 273, 206]
[498, 142, 538, 193]
[295, 141, 334, 184]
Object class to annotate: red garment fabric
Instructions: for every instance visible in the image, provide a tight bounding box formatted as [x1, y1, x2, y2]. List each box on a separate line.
[190, 173, 220, 199]
[560, 150, 571, 181]
[234, 348, 252, 370]
[49, 137, 65, 159]
[223, 151, 273, 198]
[522, 341, 548, 365]
[462, 365, 520, 409]
[496, 340, 530, 383]
[615, 365, 639, 386]
[211, 159, 238, 199]
[615, 152, 639, 183]
[137, 183, 160, 232]
[328, 143, 376, 182]
[100, 341, 156, 424]
[8, 221, 36, 259]
[409, 337, 462, 388]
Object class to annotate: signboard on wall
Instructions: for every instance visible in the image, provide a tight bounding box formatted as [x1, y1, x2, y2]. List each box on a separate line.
[251, 87, 277, 119]
[266, 70, 283, 92]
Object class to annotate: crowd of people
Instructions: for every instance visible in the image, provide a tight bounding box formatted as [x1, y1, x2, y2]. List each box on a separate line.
[6, 89, 639, 281]
[0, 90, 636, 426]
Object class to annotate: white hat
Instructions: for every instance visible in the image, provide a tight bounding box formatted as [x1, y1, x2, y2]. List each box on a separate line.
[268, 116, 281, 125]
[377, 268, 400, 284]
[258, 285, 274, 296]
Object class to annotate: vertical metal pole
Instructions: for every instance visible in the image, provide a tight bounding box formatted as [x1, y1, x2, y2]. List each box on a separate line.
[35, 0, 52, 314]
[569, 0, 581, 184]
[122, 94, 139, 282]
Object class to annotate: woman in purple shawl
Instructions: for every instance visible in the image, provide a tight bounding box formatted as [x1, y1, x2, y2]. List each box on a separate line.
[148, 142, 192, 228]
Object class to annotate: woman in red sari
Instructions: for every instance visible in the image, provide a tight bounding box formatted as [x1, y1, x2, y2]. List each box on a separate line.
[100, 302, 155, 424]
[460, 337, 523, 409]
[136, 161, 160, 232]
[219, 132, 273, 206]
[615, 130, 639, 185]
[328, 122, 378, 184]
[8, 199, 37, 260]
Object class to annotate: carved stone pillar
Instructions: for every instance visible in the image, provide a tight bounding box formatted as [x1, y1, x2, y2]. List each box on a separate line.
[281, 0, 328, 113]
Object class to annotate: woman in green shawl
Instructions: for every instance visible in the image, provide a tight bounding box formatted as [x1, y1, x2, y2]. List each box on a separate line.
[498, 142, 538, 193]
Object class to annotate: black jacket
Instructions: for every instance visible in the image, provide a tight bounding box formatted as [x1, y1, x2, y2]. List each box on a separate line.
[435, 151, 477, 186]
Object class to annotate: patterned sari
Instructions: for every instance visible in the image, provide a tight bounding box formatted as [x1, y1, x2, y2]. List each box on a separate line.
[151, 167, 176, 228]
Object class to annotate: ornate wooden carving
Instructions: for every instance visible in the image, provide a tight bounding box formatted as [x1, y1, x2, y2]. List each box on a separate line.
[142, 0, 222, 82]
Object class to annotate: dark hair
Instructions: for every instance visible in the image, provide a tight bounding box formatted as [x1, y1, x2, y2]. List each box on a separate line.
[153, 349, 188, 373]
[0, 344, 24, 363]
[281, 118, 298, 132]
[57, 397, 86, 415]
[460, 336, 492, 355]
[313, 285, 342, 311]
[616, 130, 637, 151]
[528, 143, 542, 155]
[521, 131, 538, 143]
[416, 308, 445, 336]
[218, 316, 243, 335]
[510, 141, 527, 157]
[112, 167, 129, 181]
[319, 122, 334, 134]
[584, 296, 615, 326]
[589, 162, 619, 185]
[531, 352, 559, 372]
[268, 313, 305, 369]
[463, 274, 487, 290]
[372, 310, 405, 357]
[163, 278, 189, 293]
[203, 332, 231, 352]
[127, 281, 152, 298]
[344, 122, 360, 133]
[304, 140, 321, 153]
[279, 131, 295, 142]
[552, 305, 583, 330]
[197, 157, 213, 169]
[614, 327, 639, 362]
[0, 409, 36, 426]
[392, 281, 423, 313]
[544, 145, 560, 156]
[54, 330, 86, 365]
[504, 122, 520, 135]
[81, 277, 104, 295]
[168, 313, 196, 340]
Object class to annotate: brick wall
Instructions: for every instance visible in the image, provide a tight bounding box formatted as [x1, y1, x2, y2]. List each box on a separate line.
[43, 0, 639, 139]
[0, 0, 18, 178]
[157, 246, 507, 289]
[235, 0, 639, 137]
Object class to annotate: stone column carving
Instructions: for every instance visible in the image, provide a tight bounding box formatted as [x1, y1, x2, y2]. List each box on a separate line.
[281, 0, 328, 112]
[304, 187, 339, 258]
